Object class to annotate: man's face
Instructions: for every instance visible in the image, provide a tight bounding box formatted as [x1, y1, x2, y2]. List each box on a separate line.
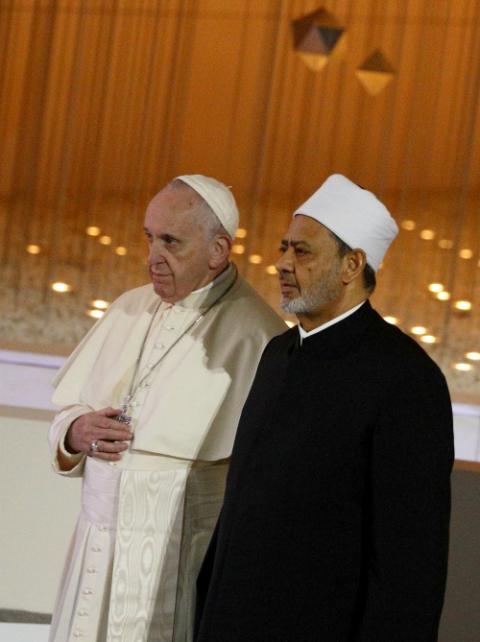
[276, 215, 344, 316]
[143, 186, 214, 303]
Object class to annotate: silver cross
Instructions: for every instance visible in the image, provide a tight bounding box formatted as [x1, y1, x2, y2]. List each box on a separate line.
[115, 395, 132, 425]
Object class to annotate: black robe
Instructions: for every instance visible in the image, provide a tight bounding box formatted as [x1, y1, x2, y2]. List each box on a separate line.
[194, 301, 454, 642]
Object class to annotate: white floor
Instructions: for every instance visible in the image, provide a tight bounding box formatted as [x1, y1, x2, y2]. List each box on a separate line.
[0, 623, 49, 642]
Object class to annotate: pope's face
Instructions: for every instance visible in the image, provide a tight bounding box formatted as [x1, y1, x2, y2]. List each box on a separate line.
[143, 186, 215, 303]
[276, 215, 344, 316]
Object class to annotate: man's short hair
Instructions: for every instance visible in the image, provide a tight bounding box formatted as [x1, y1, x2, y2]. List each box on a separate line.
[328, 230, 377, 293]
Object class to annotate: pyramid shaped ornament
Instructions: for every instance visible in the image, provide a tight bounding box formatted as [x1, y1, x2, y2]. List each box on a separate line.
[292, 8, 346, 72]
[356, 50, 395, 95]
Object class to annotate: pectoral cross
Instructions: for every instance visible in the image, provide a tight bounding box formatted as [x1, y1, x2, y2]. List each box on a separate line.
[116, 394, 132, 425]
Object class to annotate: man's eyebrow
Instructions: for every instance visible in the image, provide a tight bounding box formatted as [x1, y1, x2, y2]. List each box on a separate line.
[280, 239, 311, 248]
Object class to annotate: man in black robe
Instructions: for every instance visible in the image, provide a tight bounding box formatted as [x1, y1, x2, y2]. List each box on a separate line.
[194, 174, 454, 642]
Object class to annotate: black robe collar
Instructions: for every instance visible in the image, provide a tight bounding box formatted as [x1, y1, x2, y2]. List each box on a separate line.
[285, 300, 379, 360]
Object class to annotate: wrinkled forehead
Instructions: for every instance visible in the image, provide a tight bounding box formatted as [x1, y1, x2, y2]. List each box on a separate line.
[147, 184, 201, 216]
[144, 185, 205, 231]
[283, 214, 332, 243]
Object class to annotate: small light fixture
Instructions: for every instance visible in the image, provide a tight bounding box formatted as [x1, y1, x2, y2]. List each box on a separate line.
[92, 299, 109, 310]
[236, 228, 247, 239]
[436, 291, 451, 301]
[420, 335, 437, 344]
[86, 226, 101, 236]
[383, 316, 399, 325]
[465, 351, 480, 361]
[26, 244, 41, 254]
[265, 265, 277, 275]
[454, 300, 472, 312]
[248, 254, 263, 264]
[401, 220, 416, 231]
[454, 362, 473, 372]
[411, 326, 427, 335]
[438, 239, 453, 249]
[51, 282, 72, 293]
[459, 248, 473, 259]
[99, 235, 112, 245]
[87, 308, 104, 319]
[115, 246, 127, 256]
[428, 283, 444, 293]
[232, 244, 245, 255]
[420, 229, 435, 240]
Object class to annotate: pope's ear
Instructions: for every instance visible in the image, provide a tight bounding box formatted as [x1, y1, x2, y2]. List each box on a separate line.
[342, 248, 366, 284]
[209, 234, 231, 268]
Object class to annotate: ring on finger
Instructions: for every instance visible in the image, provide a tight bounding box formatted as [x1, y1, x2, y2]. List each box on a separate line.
[90, 439, 100, 453]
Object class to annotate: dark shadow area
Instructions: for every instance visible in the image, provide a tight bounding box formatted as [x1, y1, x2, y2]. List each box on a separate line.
[439, 468, 480, 642]
[0, 609, 51, 623]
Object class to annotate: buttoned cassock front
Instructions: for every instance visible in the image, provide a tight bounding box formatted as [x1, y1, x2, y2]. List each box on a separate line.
[48, 266, 285, 642]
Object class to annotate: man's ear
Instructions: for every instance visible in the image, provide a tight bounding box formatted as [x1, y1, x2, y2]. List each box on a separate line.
[342, 248, 367, 284]
[209, 235, 232, 269]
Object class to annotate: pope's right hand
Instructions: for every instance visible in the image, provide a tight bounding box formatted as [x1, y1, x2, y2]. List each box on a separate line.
[65, 407, 133, 461]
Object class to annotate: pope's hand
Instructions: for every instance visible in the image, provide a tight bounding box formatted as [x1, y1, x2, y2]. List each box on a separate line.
[66, 407, 133, 461]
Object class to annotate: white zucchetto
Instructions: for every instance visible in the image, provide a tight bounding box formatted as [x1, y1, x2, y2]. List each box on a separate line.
[176, 174, 239, 239]
[293, 174, 398, 270]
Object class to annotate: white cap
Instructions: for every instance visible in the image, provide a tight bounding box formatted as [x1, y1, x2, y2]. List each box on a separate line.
[175, 174, 239, 239]
[293, 174, 398, 270]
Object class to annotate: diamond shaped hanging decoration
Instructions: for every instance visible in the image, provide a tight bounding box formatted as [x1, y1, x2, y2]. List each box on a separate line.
[356, 50, 395, 95]
[292, 8, 346, 72]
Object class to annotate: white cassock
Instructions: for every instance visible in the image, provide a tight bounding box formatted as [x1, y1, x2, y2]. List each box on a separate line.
[48, 265, 285, 642]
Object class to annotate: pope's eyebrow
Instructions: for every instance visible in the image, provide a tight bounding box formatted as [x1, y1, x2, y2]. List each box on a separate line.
[143, 228, 181, 243]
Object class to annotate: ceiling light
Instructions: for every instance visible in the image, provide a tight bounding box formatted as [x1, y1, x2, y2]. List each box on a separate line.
[411, 326, 427, 335]
[420, 229, 435, 240]
[51, 282, 72, 293]
[232, 244, 245, 255]
[99, 235, 112, 245]
[401, 220, 416, 231]
[438, 239, 453, 249]
[86, 226, 101, 236]
[265, 265, 277, 275]
[436, 291, 451, 301]
[454, 362, 473, 372]
[236, 228, 247, 239]
[92, 299, 109, 310]
[459, 248, 473, 259]
[87, 309, 104, 319]
[428, 283, 444, 293]
[420, 335, 437, 344]
[248, 254, 263, 264]
[454, 300, 472, 311]
[115, 246, 127, 256]
[26, 244, 41, 254]
[383, 316, 399, 325]
[465, 352, 480, 361]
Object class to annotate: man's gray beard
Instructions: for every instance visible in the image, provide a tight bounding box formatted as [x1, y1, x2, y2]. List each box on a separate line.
[280, 266, 342, 315]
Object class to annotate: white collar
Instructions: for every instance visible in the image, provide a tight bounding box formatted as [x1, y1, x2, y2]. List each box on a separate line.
[298, 301, 366, 344]
[190, 264, 231, 295]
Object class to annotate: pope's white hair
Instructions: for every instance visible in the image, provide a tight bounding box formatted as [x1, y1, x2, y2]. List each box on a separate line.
[168, 178, 229, 241]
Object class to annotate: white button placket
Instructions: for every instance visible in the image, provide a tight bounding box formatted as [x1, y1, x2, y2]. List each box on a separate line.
[70, 526, 110, 640]
[136, 305, 181, 395]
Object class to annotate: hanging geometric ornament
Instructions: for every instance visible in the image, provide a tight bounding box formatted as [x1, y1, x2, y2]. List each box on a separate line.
[291, 8, 346, 72]
[356, 50, 395, 95]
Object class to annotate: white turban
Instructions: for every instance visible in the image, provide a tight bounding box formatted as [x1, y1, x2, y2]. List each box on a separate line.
[175, 174, 239, 239]
[293, 174, 398, 270]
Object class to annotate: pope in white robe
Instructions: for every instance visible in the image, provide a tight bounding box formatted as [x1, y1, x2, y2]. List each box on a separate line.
[48, 175, 285, 642]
